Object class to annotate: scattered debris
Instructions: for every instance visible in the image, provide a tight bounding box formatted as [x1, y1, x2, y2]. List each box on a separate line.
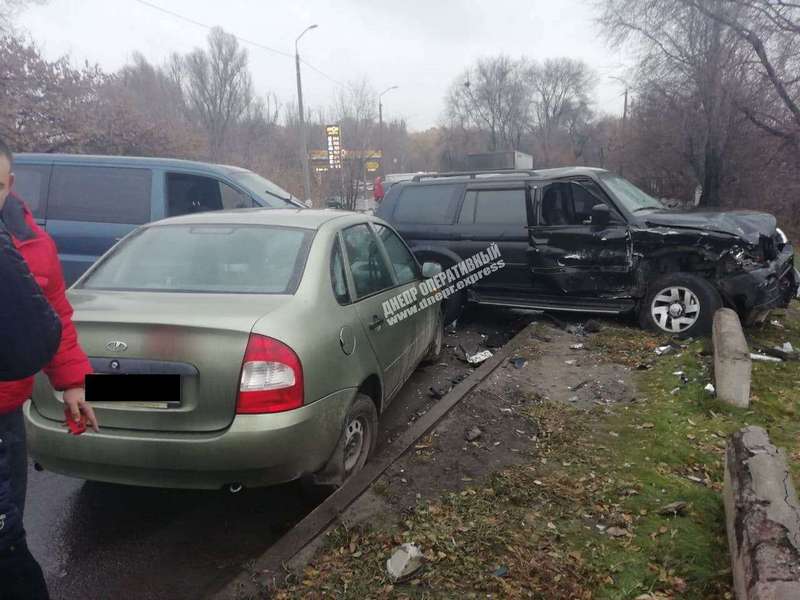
[606, 526, 628, 538]
[635, 363, 651, 371]
[569, 343, 585, 350]
[583, 319, 602, 333]
[386, 543, 424, 582]
[428, 385, 449, 400]
[509, 356, 528, 369]
[759, 342, 797, 361]
[492, 565, 509, 578]
[467, 349, 493, 365]
[570, 380, 589, 392]
[568, 396, 579, 403]
[445, 320, 458, 334]
[464, 426, 483, 442]
[770, 319, 785, 329]
[670, 387, 681, 395]
[704, 383, 716, 395]
[566, 324, 586, 336]
[565, 359, 577, 366]
[655, 345, 674, 356]
[658, 501, 688, 517]
[483, 332, 505, 348]
[750, 353, 782, 363]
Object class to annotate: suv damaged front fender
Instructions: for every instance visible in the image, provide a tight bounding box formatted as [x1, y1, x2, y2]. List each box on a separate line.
[715, 242, 798, 323]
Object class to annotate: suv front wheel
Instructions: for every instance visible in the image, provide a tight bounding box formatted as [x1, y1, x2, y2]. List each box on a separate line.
[640, 273, 722, 338]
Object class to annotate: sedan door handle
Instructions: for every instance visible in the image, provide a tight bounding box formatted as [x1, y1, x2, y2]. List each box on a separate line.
[369, 315, 385, 330]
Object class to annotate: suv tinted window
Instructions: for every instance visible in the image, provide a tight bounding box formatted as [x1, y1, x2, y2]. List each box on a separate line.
[393, 184, 459, 224]
[341, 224, 394, 298]
[12, 164, 50, 219]
[374, 223, 418, 285]
[48, 166, 151, 224]
[474, 189, 527, 225]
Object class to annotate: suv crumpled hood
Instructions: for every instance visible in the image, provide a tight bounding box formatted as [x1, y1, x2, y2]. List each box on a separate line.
[642, 210, 777, 244]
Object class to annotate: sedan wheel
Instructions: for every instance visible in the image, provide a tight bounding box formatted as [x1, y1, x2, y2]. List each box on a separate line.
[343, 417, 366, 473]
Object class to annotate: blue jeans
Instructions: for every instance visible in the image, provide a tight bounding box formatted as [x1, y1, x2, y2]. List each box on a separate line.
[0, 407, 49, 600]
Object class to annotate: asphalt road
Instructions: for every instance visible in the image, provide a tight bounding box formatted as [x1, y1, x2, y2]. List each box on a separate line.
[24, 307, 533, 600]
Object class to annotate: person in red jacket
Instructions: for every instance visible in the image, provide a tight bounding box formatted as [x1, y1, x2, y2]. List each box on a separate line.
[0, 138, 98, 599]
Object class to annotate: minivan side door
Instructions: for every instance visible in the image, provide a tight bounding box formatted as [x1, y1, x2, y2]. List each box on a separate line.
[528, 178, 633, 297]
[11, 162, 51, 227]
[46, 165, 153, 285]
[340, 223, 419, 405]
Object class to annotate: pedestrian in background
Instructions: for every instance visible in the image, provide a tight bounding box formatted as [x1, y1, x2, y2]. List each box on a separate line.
[0, 137, 98, 600]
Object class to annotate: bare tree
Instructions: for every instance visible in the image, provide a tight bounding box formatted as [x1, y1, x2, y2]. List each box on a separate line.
[332, 80, 377, 210]
[678, 0, 800, 147]
[172, 27, 253, 161]
[601, 0, 751, 206]
[445, 55, 530, 151]
[529, 58, 595, 165]
[0, 0, 47, 33]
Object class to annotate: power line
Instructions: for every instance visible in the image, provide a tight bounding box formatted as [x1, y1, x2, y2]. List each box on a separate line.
[132, 0, 347, 88]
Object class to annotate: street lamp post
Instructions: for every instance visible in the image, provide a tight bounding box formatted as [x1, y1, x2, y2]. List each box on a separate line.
[295, 24, 317, 204]
[378, 86, 398, 176]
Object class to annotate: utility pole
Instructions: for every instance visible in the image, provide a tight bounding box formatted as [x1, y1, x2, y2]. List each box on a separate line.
[295, 24, 317, 204]
[620, 87, 628, 177]
[378, 86, 398, 177]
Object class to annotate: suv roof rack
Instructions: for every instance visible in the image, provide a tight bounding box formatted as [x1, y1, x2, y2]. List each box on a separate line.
[411, 169, 539, 182]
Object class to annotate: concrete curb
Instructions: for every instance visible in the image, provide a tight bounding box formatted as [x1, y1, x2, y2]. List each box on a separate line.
[214, 322, 534, 599]
[724, 426, 800, 599]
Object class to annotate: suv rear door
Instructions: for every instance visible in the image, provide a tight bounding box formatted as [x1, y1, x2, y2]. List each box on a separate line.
[528, 178, 633, 298]
[452, 183, 532, 293]
[46, 164, 153, 285]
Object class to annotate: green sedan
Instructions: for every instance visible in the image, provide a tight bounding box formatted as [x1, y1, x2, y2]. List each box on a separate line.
[26, 209, 443, 490]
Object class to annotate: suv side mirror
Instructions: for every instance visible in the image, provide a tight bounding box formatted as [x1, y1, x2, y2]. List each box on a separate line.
[422, 262, 442, 278]
[591, 204, 611, 227]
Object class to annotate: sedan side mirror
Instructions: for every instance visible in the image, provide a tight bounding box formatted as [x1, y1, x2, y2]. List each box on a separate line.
[422, 262, 442, 279]
[591, 204, 611, 227]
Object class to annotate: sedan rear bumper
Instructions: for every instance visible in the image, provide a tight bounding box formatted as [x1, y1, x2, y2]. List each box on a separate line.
[24, 388, 355, 490]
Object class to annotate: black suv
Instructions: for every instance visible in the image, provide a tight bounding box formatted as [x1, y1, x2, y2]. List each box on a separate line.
[375, 167, 798, 337]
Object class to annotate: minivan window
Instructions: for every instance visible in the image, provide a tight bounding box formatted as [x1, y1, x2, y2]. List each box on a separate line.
[229, 171, 296, 208]
[474, 189, 527, 225]
[12, 164, 50, 219]
[166, 173, 255, 216]
[81, 225, 313, 294]
[393, 184, 459, 224]
[48, 166, 151, 224]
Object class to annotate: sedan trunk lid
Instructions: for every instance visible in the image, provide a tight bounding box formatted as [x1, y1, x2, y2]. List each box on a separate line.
[32, 290, 290, 433]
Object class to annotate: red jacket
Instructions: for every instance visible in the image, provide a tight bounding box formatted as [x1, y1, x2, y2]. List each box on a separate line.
[0, 195, 92, 414]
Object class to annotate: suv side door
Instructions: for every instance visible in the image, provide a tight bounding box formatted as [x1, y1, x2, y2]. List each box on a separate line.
[528, 178, 633, 297]
[452, 183, 532, 294]
[340, 223, 419, 404]
[46, 164, 154, 285]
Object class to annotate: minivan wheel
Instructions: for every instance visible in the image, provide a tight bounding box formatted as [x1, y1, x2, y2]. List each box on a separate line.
[640, 273, 721, 338]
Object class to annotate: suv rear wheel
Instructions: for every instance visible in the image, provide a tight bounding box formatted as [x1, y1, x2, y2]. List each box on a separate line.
[640, 273, 721, 337]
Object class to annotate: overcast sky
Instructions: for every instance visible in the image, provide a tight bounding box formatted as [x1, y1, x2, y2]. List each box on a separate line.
[18, 0, 631, 131]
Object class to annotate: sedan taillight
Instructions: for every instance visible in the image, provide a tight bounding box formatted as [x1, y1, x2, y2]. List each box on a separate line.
[236, 334, 303, 414]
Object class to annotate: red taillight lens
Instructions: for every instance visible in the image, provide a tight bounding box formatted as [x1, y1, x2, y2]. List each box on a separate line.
[236, 334, 304, 414]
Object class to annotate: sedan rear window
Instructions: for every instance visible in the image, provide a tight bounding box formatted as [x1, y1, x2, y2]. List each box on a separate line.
[81, 225, 313, 294]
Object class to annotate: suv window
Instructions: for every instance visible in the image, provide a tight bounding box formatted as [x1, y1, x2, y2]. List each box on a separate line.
[393, 184, 459, 224]
[473, 189, 527, 225]
[373, 223, 418, 285]
[48, 166, 151, 224]
[12, 164, 50, 219]
[341, 224, 394, 298]
[540, 181, 618, 226]
[331, 238, 350, 304]
[167, 173, 255, 217]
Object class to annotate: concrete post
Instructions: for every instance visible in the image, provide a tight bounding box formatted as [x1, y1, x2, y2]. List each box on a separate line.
[713, 308, 751, 408]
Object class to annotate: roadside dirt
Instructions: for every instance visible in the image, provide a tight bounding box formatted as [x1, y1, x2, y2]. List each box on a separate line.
[340, 317, 638, 529]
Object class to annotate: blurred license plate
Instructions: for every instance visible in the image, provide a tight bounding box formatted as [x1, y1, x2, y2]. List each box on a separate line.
[85, 374, 181, 408]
